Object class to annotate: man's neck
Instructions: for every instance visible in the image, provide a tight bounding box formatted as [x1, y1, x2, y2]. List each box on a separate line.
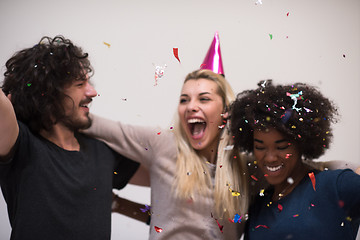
[39, 123, 80, 151]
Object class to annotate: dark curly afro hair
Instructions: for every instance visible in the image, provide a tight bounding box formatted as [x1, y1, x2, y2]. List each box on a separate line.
[230, 80, 339, 160]
[1, 35, 92, 132]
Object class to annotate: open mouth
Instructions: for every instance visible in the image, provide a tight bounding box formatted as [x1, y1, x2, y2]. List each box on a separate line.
[187, 118, 206, 139]
[79, 99, 92, 109]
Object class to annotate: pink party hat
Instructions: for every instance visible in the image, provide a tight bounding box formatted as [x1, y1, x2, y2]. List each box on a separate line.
[200, 31, 224, 75]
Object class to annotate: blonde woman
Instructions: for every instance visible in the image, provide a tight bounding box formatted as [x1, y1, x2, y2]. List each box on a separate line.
[86, 69, 249, 239]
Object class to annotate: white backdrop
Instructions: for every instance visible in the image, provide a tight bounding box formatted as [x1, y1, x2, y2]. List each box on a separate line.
[0, 0, 359, 239]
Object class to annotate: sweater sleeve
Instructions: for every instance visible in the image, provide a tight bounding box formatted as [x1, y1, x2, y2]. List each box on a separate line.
[336, 169, 360, 219]
[85, 114, 163, 169]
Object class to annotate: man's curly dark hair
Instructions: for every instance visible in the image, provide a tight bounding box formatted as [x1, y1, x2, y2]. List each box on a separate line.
[230, 80, 339, 160]
[1, 35, 92, 132]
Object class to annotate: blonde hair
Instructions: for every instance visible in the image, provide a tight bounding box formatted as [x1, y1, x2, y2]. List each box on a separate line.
[173, 69, 249, 218]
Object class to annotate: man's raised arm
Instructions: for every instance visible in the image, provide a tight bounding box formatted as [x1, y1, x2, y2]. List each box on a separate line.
[0, 90, 18, 160]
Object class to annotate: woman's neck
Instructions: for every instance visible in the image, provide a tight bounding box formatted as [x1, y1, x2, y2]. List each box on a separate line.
[272, 163, 310, 201]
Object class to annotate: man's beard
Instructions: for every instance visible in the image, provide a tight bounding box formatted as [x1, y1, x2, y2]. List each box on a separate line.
[62, 113, 92, 131]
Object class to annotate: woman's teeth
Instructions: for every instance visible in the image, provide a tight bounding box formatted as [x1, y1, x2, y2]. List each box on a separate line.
[266, 165, 283, 172]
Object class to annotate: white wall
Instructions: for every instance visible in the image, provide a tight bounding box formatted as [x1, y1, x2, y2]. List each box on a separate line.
[0, 0, 359, 239]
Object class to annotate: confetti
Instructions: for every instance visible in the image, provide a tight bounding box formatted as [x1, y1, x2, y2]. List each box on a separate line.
[286, 91, 303, 111]
[232, 191, 241, 197]
[157, 132, 161, 135]
[114, 172, 118, 175]
[224, 145, 234, 151]
[286, 12, 289, 16]
[259, 189, 265, 196]
[200, 63, 206, 68]
[173, 48, 181, 63]
[293, 214, 299, 217]
[308, 172, 316, 191]
[154, 226, 163, 233]
[255, 225, 269, 229]
[287, 177, 294, 184]
[154, 64, 167, 86]
[342, 54, 346, 58]
[233, 214, 242, 223]
[269, 34, 273, 40]
[338, 200, 344, 208]
[27, 83, 32, 87]
[251, 175, 258, 181]
[278, 203, 283, 212]
[103, 42, 111, 48]
[140, 205, 151, 213]
[215, 219, 224, 233]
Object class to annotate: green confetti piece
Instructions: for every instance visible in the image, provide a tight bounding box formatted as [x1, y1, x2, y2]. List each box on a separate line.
[269, 34, 273, 40]
[27, 83, 31, 87]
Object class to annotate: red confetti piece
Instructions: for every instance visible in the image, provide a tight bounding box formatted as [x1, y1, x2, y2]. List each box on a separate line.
[278, 203, 283, 212]
[286, 12, 289, 16]
[228, 218, 234, 223]
[154, 226, 163, 233]
[338, 200, 344, 208]
[251, 175, 258, 181]
[219, 165, 223, 168]
[157, 132, 161, 135]
[215, 219, 224, 233]
[255, 225, 269, 229]
[308, 172, 316, 191]
[200, 63, 206, 68]
[173, 48, 181, 63]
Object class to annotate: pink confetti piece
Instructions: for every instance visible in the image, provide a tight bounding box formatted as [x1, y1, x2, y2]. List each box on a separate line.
[308, 172, 316, 191]
[215, 219, 224, 233]
[255, 225, 269, 229]
[278, 203, 283, 212]
[293, 214, 299, 217]
[251, 175, 258, 181]
[154, 226, 163, 233]
[173, 48, 181, 63]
